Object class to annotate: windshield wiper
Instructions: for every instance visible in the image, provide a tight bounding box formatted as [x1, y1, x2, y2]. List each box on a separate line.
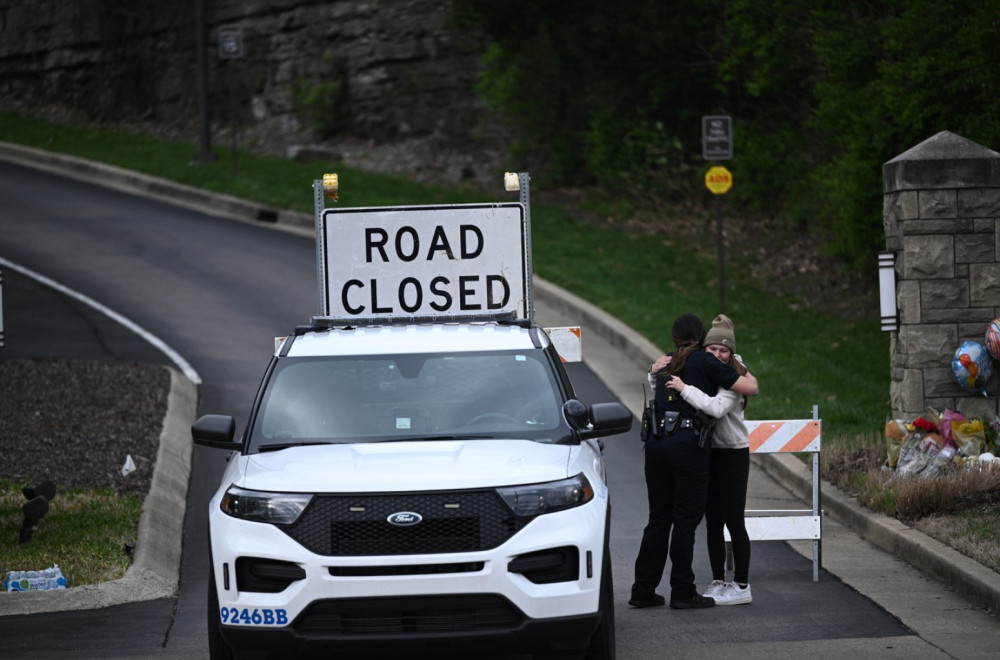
[258, 435, 497, 450]
[375, 434, 495, 443]
[257, 441, 333, 452]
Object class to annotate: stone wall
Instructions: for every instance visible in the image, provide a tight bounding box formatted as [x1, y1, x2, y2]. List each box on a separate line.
[883, 131, 1000, 421]
[0, 0, 507, 187]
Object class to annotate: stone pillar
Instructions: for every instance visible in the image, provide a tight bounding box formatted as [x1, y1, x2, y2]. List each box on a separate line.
[883, 131, 1000, 421]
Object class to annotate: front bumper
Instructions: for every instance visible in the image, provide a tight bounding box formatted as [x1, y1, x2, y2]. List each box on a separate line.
[221, 595, 601, 659]
[209, 495, 608, 657]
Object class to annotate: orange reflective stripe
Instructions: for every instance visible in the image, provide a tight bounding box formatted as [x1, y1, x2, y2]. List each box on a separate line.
[746, 420, 821, 453]
[781, 421, 821, 452]
[748, 422, 778, 452]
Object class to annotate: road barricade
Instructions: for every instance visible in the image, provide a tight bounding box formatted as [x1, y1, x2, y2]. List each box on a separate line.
[724, 407, 822, 581]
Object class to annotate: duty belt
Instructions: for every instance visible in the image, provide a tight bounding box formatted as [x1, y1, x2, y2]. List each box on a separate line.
[659, 410, 700, 435]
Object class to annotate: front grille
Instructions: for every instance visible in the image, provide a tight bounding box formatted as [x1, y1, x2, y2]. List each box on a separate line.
[283, 490, 530, 556]
[294, 594, 524, 635]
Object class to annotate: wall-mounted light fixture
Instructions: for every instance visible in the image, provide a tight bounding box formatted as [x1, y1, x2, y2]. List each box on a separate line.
[878, 251, 898, 332]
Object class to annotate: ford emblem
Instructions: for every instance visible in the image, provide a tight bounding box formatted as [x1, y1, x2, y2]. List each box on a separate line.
[387, 511, 422, 526]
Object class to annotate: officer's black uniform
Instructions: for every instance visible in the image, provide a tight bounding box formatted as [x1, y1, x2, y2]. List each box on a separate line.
[631, 350, 740, 606]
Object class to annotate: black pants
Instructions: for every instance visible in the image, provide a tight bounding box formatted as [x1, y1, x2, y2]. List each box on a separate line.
[632, 430, 710, 602]
[705, 447, 751, 584]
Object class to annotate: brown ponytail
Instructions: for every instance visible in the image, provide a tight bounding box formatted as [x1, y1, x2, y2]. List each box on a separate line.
[730, 356, 749, 411]
[664, 314, 705, 376]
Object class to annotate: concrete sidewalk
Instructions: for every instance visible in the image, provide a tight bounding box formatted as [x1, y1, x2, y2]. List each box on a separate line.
[1, 142, 998, 650]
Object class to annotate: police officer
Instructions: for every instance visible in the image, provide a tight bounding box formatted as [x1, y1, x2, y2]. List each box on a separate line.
[629, 313, 758, 609]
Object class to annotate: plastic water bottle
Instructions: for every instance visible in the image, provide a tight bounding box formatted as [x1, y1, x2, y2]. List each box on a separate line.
[4, 570, 24, 591]
[4, 566, 66, 591]
[51, 565, 67, 589]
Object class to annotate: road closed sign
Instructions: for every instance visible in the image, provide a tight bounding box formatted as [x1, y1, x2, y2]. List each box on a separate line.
[705, 166, 733, 195]
[319, 204, 529, 323]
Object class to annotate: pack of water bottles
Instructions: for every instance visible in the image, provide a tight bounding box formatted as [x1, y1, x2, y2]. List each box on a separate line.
[3, 565, 67, 592]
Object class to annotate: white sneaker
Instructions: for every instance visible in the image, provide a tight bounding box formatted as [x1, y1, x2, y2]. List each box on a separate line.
[714, 582, 752, 605]
[702, 579, 726, 599]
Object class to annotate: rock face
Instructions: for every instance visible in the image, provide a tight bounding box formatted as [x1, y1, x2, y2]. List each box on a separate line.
[0, 0, 508, 187]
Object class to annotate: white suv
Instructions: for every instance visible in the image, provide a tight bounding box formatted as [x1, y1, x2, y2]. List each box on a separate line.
[193, 321, 631, 659]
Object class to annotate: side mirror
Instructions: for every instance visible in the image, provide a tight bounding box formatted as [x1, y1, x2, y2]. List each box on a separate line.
[583, 402, 633, 438]
[562, 399, 589, 431]
[192, 414, 240, 450]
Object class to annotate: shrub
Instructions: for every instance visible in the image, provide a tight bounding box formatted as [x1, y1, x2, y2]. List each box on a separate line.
[290, 55, 348, 139]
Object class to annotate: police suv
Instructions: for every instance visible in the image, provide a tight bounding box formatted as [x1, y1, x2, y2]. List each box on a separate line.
[192, 174, 631, 659]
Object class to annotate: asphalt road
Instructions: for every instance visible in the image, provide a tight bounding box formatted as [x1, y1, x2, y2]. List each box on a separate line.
[0, 158, 995, 658]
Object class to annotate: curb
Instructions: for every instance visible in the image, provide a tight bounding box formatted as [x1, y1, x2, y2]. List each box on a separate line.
[0, 141, 312, 232]
[0, 367, 197, 616]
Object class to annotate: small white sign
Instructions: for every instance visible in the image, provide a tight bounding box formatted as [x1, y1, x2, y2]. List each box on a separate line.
[545, 326, 582, 362]
[218, 25, 244, 59]
[319, 204, 528, 323]
[702, 115, 732, 160]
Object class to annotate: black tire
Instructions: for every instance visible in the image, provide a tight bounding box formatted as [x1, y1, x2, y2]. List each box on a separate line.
[208, 568, 237, 660]
[536, 549, 616, 660]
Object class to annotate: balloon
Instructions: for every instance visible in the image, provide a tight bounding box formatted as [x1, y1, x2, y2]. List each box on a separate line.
[952, 341, 992, 397]
[985, 318, 1000, 362]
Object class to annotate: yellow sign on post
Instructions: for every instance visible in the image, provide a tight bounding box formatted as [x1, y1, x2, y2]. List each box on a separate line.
[705, 165, 733, 195]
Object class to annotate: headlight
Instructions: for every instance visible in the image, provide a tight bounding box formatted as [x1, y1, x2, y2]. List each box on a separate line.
[497, 474, 594, 517]
[220, 486, 312, 525]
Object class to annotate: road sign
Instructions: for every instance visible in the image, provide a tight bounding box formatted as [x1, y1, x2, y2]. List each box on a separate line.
[218, 25, 244, 59]
[702, 115, 732, 160]
[705, 165, 733, 195]
[318, 204, 529, 324]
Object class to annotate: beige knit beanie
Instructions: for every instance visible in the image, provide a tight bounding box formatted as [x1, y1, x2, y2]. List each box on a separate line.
[703, 314, 736, 351]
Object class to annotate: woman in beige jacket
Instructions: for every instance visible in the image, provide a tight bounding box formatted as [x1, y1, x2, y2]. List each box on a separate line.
[661, 314, 754, 606]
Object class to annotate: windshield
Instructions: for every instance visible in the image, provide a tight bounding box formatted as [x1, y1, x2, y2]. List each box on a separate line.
[249, 349, 568, 450]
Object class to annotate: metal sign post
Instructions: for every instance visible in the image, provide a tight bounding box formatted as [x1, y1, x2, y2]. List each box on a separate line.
[0, 266, 5, 347]
[219, 25, 244, 176]
[192, 0, 216, 163]
[704, 167, 733, 314]
[703, 115, 733, 314]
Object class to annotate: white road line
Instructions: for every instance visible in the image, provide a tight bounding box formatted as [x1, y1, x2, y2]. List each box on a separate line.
[0, 256, 202, 384]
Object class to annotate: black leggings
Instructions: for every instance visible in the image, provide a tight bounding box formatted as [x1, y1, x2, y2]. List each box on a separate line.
[705, 447, 750, 584]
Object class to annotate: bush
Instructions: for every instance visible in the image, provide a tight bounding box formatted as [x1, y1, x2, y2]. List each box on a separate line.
[290, 55, 348, 139]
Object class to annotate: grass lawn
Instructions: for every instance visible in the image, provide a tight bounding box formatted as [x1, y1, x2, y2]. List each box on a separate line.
[1, 481, 140, 588]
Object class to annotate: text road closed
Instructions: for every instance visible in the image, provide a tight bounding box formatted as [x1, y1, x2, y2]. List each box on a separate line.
[321, 204, 527, 320]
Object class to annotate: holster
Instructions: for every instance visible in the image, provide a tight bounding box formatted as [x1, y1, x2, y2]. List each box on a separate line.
[694, 411, 716, 450]
[662, 410, 681, 435]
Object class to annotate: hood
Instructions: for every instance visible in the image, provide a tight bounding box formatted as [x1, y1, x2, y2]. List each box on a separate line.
[238, 439, 572, 493]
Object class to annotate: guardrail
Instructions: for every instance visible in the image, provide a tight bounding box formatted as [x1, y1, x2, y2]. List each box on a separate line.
[724, 406, 822, 581]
